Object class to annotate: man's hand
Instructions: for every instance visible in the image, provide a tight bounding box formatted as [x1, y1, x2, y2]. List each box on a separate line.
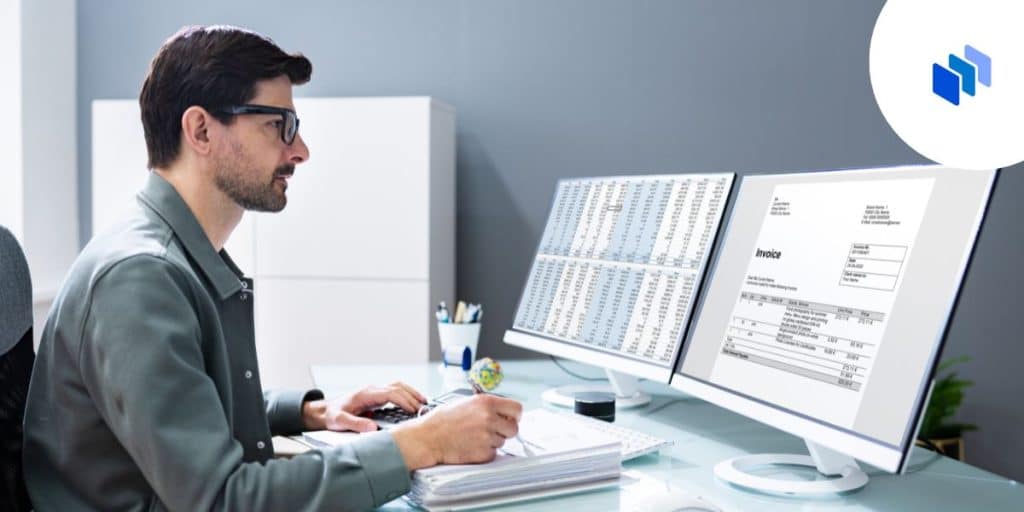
[391, 394, 523, 470]
[302, 382, 428, 432]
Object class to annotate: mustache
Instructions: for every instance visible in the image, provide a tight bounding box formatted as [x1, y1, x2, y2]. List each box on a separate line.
[273, 165, 295, 179]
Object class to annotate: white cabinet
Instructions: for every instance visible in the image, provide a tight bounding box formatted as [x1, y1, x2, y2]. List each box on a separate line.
[92, 97, 455, 390]
[253, 97, 455, 388]
[91, 101, 151, 236]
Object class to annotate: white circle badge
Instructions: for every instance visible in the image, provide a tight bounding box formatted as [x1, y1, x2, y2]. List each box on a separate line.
[870, 0, 1024, 170]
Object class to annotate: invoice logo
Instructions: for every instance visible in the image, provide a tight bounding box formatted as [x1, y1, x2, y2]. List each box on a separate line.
[932, 45, 991, 106]
[870, 0, 1024, 169]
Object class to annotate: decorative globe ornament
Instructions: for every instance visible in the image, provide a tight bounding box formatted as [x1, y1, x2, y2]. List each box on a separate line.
[469, 357, 503, 391]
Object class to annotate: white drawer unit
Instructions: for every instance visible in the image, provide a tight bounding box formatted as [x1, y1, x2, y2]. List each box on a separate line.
[254, 278, 431, 388]
[92, 97, 455, 389]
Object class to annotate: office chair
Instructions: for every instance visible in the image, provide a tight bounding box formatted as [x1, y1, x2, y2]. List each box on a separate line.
[0, 225, 34, 512]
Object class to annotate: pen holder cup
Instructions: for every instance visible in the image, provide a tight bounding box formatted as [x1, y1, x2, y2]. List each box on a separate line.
[437, 322, 482, 363]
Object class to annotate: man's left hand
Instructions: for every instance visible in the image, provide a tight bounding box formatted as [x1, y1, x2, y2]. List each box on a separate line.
[302, 382, 428, 432]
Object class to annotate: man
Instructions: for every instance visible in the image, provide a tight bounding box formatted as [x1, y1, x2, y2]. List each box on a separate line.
[23, 25, 521, 511]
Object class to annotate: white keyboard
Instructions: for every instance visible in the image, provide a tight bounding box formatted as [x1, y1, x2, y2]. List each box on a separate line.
[557, 411, 673, 461]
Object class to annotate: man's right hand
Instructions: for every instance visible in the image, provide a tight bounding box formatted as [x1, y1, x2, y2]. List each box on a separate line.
[391, 393, 523, 470]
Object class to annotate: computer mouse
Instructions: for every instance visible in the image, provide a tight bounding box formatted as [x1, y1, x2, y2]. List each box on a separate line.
[668, 496, 721, 512]
[670, 497, 722, 512]
[628, 491, 722, 512]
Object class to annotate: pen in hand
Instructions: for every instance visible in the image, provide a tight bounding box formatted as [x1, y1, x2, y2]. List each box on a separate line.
[467, 379, 535, 457]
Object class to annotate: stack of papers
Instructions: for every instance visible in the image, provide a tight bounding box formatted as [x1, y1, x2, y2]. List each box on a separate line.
[407, 409, 622, 510]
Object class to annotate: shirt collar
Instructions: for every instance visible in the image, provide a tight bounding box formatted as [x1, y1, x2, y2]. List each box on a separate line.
[138, 172, 243, 301]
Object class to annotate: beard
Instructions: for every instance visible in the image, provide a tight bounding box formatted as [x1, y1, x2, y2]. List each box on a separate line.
[214, 149, 294, 213]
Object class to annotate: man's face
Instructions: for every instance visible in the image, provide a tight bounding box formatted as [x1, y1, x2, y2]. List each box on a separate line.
[212, 75, 309, 212]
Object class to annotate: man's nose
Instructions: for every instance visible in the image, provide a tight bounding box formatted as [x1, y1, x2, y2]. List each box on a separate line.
[289, 133, 310, 164]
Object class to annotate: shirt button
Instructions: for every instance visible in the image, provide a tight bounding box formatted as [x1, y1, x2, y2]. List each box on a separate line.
[244, 370, 253, 379]
[240, 281, 248, 289]
[240, 292, 248, 301]
[257, 441, 266, 450]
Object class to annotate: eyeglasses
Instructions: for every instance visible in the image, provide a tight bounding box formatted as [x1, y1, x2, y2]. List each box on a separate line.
[217, 104, 300, 145]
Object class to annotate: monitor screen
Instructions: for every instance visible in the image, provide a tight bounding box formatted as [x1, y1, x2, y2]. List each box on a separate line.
[507, 173, 734, 382]
[673, 165, 996, 471]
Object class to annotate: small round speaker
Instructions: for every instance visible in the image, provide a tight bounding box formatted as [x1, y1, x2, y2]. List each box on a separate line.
[574, 391, 616, 422]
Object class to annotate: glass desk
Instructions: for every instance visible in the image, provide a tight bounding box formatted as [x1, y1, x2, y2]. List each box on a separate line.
[306, 360, 1022, 511]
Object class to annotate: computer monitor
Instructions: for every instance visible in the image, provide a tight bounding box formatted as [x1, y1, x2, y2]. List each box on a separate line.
[504, 173, 735, 407]
[672, 165, 997, 495]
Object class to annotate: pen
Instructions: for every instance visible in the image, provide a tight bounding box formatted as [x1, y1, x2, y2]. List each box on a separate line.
[468, 379, 535, 456]
[436, 301, 450, 323]
[465, 303, 479, 324]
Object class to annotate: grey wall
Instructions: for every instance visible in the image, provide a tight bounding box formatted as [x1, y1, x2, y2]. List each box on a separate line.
[78, 0, 1023, 480]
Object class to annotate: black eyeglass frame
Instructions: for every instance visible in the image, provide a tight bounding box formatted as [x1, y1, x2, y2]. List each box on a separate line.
[217, 104, 300, 145]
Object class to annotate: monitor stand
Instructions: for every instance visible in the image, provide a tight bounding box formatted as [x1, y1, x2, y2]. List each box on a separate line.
[541, 369, 651, 408]
[714, 439, 869, 496]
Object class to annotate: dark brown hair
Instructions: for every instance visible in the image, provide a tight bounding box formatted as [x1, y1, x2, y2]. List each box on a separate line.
[139, 25, 312, 169]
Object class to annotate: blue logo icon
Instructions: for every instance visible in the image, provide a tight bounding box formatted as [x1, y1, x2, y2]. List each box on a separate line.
[932, 45, 991, 106]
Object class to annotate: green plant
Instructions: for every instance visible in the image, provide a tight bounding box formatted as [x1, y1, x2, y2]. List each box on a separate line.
[918, 355, 978, 440]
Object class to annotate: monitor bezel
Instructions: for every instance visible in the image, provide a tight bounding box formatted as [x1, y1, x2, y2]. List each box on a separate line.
[504, 172, 737, 384]
[670, 165, 999, 473]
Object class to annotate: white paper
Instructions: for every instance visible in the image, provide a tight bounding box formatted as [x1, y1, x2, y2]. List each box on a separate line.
[709, 178, 935, 428]
[300, 429, 359, 448]
[409, 409, 622, 506]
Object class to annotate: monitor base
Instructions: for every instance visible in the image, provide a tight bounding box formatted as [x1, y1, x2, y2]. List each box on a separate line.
[714, 440, 869, 496]
[541, 369, 652, 408]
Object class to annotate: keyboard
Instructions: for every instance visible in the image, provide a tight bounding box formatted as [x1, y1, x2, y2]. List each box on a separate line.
[554, 410, 673, 461]
[367, 388, 474, 429]
[367, 406, 417, 426]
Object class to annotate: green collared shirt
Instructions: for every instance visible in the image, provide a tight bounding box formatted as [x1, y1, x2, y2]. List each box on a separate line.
[24, 173, 411, 511]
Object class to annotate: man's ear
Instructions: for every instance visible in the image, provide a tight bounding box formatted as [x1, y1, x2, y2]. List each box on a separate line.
[180, 106, 215, 156]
